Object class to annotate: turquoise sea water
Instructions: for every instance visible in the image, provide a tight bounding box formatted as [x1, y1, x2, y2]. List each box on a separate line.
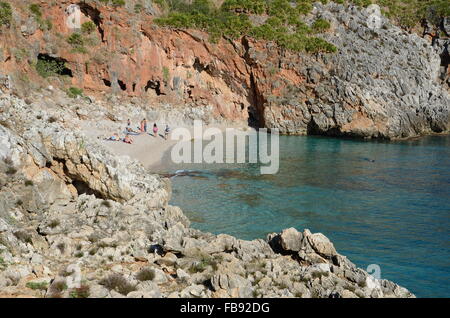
[153, 135, 450, 298]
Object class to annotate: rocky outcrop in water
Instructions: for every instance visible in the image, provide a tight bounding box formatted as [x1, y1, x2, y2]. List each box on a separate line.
[0, 1, 449, 138]
[0, 92, 414, 298]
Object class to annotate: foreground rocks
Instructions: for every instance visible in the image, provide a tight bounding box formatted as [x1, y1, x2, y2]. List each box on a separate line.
[0, 92, 414, 298]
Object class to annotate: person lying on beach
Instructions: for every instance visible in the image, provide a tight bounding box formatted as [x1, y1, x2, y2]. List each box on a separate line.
[126, 119, 138, 133]
[106, 133, 120, 141]
[123, 134, 133, 144]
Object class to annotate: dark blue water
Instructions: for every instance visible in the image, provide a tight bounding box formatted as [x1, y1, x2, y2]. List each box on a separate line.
[154, 135, 450, 297]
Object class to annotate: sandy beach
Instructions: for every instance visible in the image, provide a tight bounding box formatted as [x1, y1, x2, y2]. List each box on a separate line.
[81, 120, 252, 171]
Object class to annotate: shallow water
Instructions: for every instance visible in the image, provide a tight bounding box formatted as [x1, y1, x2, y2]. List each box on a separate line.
[153, 134, 450, 297]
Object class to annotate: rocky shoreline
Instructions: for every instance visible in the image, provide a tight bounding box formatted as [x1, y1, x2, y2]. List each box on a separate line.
[0, 91, 415, 298]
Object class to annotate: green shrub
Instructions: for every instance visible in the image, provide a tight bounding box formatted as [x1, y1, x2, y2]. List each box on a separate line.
[162, 66, 170, 82]
[13, 48, 29, 63]
[67, 87, 83, 98]
[29, 3, 52, 30]
[305, 37, 337, 53]
[222, 0, 266, 14]
[81, 21, 96, 34]
[0, 2, 12, 27]
[35, 59, 66, 78]
[98, 0, 126, 6]
[0, 256, 6, 270]
[42, 19, 52, 31]
[112, 0, 126, 7]
[29, 4, 42, 18]
[154, 0, 336, 54]
[67, 33, 88, 54]
[67, 33, 84, 46]
[312, 18, 331, 32]
[134, 3, 144, 13]
[26, 281, 48, 290]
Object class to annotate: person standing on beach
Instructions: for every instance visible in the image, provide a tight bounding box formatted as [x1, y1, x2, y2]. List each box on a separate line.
[164, 124, 170, 140]
[153, 123, 158, 137]
[127, 119, 133, 132]
[143, 118, 148, 133]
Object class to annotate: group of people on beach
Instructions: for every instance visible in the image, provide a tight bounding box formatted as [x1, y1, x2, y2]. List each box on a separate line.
[107, 119, 170, 144]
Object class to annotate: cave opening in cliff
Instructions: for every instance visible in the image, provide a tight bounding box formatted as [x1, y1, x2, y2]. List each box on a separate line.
[46, 158, 106, 199]
[103, 79, 111, 87]
[72, 179, 106, 199]
[117, 80, 127, 91]
[37, 54, 73, 77]
[247, 73, 265, 129]
[78, 3, 105, 42]
[145, 80, 163, 95]
[193, 58, 206, 73]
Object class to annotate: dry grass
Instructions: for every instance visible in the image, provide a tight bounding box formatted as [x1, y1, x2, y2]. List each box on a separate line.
[70, 285, 90, 298]
[136, 267, 155, 282]
[99, 274, 137, 295]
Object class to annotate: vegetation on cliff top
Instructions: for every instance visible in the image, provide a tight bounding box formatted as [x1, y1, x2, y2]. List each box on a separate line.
[154, 0, 338, 53]
[0, 1, 12, 27]
[154, 0, 450, 53]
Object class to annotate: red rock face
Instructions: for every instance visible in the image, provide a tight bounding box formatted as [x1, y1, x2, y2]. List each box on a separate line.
[0, 1, 308, 127]
[1, 1, 448, 138]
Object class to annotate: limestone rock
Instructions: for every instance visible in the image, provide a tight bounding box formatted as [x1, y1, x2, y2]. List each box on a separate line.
[280, 228, 303, 252]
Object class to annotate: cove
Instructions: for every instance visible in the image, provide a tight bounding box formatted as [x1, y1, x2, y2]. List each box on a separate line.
[153, 134, 450, 298]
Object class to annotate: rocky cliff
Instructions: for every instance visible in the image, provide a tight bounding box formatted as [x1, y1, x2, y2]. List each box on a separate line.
[0, 1, 449, 138]
[0, 91, 414, 298]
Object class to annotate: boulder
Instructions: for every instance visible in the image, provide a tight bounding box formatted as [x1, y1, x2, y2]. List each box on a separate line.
[280, 228, 303, 252]
[156, 252, 177, 267]
[306, 232, 337, 257]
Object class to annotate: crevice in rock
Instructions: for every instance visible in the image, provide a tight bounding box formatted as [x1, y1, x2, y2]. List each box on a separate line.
[78, 2, 105, 42]
[439, 41, 449, 83]
[247, 72, 265, 129]
[241, 37, 265, 129]
[37, 54, 73, 77]
[193, 57, 206, 73]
